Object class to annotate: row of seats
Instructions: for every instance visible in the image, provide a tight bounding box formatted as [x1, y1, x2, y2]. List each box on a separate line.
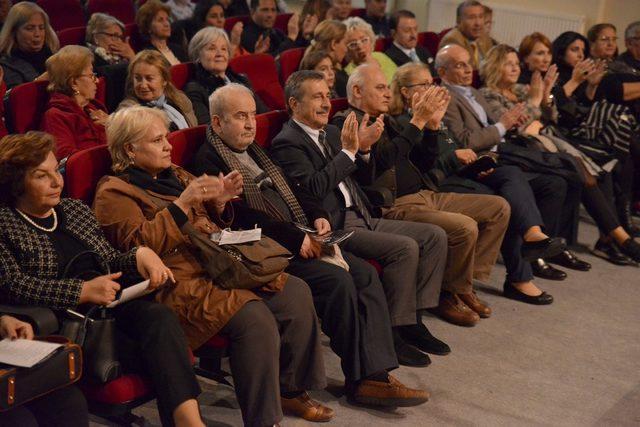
[37, 0, 137, 31]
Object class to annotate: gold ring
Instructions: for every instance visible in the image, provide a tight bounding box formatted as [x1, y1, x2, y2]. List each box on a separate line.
[202, 187, 207, 193]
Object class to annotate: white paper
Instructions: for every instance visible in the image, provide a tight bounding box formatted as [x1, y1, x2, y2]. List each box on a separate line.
[217, 228, 262, 245]
[107, 279, 153, 308]
[0, 339, 63, 368]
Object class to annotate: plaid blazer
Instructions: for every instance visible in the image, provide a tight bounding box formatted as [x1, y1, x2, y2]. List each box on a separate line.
[0, 198, 138, 310]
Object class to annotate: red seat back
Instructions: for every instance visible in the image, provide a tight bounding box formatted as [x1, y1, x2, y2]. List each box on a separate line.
[374, 37, 392, 52]
[168, 125, 207, 167]
[418, 31, 439, 55]
[438, 27, 452, 43]
[170, 62, 195, 91]
[6, 80, 49, 134]
[37, 0, 85, 31]
[57, 26, 87, 48]
[230, 54, 285, 110]
[224, 15, 251, 34]
[329, 97, 348, 120]
[274, 13, 293, 33]
[87, 0, 136, 25]
[65, 145, 112, 205]
[349, 8, 365, 17]
[255, 110, 288, 149]
[279, 47, 305, 84]
[125, 23, 145, 52]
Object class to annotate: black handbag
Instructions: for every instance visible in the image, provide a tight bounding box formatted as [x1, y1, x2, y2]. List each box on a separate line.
[59, 250, 121, 384]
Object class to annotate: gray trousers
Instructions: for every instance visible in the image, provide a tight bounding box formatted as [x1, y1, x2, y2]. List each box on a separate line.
[220, 275, 326, 427]
[341, 211, 447, 326]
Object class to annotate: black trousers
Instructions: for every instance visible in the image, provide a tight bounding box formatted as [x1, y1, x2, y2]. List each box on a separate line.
[582, 172, 621, 235]
[113, 298, 201, 427]
[0, 385, 88, 427]
[286, 251, 398, 384]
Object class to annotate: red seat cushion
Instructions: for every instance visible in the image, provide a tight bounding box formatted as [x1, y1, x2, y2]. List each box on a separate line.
[274, 13, 293, 34]
[224, 15, 251, 34]
[279, 47, 305, 85]
[170, 62, 195, 91]
[203, 334, 230, 348]
[230, 54, 285, 110]
[375, 37, 392, 52]
[80, 374, 153, 404]
[255, 110, 289, 149]
[168, 125, 207, 167]
[7, 80, 49, 134]
[65, 145, 112, 204]
[418, 32, 439, 55]
[329, 97, 348, 120]
[57, 26, 87, 48]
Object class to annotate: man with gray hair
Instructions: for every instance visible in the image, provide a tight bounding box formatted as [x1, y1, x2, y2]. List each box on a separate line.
[192, 83, 431, 411]
[271, 70, 452, 368]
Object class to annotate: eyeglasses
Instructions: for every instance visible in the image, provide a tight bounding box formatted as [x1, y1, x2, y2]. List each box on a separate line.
[78, 72, 98, 81]
[597, 36, 618, 43]
[96, 31, 125, 41]
[405, 81, 434, 89]
[347, 37, 370, 50]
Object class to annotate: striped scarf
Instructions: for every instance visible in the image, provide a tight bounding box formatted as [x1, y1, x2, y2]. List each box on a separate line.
[206, 126, 309, 225]
[573, 100, 638, 156]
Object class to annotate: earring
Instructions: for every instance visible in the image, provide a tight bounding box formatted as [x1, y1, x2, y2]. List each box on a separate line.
[73, 89, 80, 96]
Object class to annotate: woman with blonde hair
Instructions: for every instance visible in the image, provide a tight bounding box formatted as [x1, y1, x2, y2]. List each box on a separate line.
[305, 19, 348, 96]
[120, 49, 197, 130]
[343, 16, 396, 83]
[0, 1, 59, 89]
[40, 45, 109, 160]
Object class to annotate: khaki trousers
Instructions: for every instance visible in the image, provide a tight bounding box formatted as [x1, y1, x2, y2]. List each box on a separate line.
[384, 190, 510, 294]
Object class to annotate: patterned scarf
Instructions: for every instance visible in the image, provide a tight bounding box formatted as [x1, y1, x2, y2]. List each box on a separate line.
[206, 126, 309, 225]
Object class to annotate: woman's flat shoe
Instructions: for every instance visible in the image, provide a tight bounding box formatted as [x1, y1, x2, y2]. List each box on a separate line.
[503, 281, 553, 305]
[546, 250, 591, 271]
[531, 258, 567, 281]
[592, 239, 636, 266]
[521, 237, 566, 261]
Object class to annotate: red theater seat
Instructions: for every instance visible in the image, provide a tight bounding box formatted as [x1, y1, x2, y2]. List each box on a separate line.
[168, 125, 207, 167]
[57, 26, 87, 48]
[230, 54, 285, 110]
[419, 32, 439, 55]
[375, 37, 392, 52]
[170, 62, 196, 91]
[224, 15, 251, 34]
[329, 97, 349, 120]
[274, 13, 293, 33]
[87, 0, 136, 25]
[349, 8, 365, 17]
[255, 110, 289, 149]
[37, 0, 85, 31]
[279, 47, 305, 85]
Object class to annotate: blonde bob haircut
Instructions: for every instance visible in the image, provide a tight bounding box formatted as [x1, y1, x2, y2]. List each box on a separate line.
[0, 1, 59, 56]
[480, 44, 519, 92]
[107, 106, 169, 174]
[45, 45, 94, 95]
[305, 19, 347, 58]
[389, 62, 431, 116]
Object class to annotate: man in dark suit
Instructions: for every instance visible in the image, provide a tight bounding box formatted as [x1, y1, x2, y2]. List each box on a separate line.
[190, 83, 431, 407]
[385, 10, 435, 74]
[271, 70, 450, 368]
[363, 0, 391, 37]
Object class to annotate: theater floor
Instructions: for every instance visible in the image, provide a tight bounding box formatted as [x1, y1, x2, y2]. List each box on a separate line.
[92, 217, 640, 426]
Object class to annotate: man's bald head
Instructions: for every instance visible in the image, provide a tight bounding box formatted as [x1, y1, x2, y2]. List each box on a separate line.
[347, 63, 391, 115]
[436, 44, 473, 86]
[209, 83, 257, 151]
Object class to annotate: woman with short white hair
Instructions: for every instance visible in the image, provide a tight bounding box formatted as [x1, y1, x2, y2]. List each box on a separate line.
[183, 26, 269, 124]
[343, 16, 396, 83]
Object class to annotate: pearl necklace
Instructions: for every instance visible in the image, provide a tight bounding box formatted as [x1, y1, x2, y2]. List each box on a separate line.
[16, 208, 58, 232]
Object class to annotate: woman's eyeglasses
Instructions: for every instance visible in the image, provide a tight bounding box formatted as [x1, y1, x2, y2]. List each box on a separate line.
[347, 37, 370, 50]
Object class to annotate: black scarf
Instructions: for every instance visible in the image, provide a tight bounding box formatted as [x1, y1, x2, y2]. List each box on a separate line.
[124, 166, 184, 197]
[12, 46, 52, 74]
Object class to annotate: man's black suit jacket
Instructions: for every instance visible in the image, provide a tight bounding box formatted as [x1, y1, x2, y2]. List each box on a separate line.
[270, 119, 378, 229]
[385, 43, 435, 74]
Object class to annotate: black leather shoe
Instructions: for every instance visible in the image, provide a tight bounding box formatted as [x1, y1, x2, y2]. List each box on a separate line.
[392, 329, 431, 367]
[531, 258, 567, 281]
[398, 323, 451, 356]
[503, 281, 553, 305]
[618, 238, 640, 263]
[546, 250, 591, 271]
[592, 239, 636, 266]
[521, 237, 566, 261]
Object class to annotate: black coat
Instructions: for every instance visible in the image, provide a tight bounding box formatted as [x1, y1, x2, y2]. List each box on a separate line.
[240, 20, 307, 56]
[183, 64, 270, 124]
[270, 119, 379, 228]
[141, 42, 188, 63]
[384, 43, 435, 74]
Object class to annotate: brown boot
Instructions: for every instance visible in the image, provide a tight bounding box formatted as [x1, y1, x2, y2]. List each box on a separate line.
[459, 291, 492, 318]
[429, 291, 480, 327]
[350, 375, 430, 407]
[281, 392, 334, 422]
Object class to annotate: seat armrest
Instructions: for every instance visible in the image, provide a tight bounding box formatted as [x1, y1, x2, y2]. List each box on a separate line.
[0, 305, 59, 335]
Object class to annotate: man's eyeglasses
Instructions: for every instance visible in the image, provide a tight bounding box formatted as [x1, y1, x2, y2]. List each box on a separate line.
[347, 37, 370, 50]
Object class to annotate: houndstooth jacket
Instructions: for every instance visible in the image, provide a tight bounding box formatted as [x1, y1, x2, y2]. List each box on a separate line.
[0, 198, 139, 310]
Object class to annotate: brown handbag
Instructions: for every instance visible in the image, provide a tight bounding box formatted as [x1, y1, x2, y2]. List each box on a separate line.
[0, 336, 82, 412]
[184, 223, 291, 290]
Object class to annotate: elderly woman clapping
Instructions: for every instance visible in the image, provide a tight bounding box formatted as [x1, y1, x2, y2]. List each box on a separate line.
[86, 13, 136, 67]
[183, 27, 268, 124]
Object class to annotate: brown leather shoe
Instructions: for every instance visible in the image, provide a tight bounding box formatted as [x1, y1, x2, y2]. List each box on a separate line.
[429, 291, 480, 327]
[459, 291, 492, 318]
[350, 375, 430, 407]
[281, 392, 334, 422]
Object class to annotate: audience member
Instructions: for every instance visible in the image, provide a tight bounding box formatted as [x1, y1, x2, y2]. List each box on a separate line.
[136, 0, 187, 65]
[439, 44, 579, 295]
[587, 23, 618, 61]
[86, 13, 135, 67]
[363, 0, 390, 38]
[301, 0, 332, 26]
[120, 50, 197, 130]
[0, 131, 205, 427]
[94, 106, 328, 427]
[305, 19, 349, 96]
[385, 9, 435, 73]
[271, 70, 450, 367]
[614, 21, 640, 73]
[184, 27, 269, 124]
[329, 0, 352, 21]
[551, 31, 640, 237]
[0, 2, 58, 89]
[40, 46, 108, 160]
[241, 0, 313, 55]
[220, 0, 251, 17]
[333, 63, 510, 323]
[391, 62, 564, 304]
[165, 0, 196, 21]
[439, 0, 493, 70]
[299, 49, 338, 97]
[482, 4, 498, 47]
[192, 82, 431, 408]
[480, 44, 640, 265]
[518, 31, 553, 84]
[343, 17, 396, 82]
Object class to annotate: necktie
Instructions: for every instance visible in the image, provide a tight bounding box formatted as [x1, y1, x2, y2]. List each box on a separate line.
[409, 49, 420, 63]
[318, 129, 372, 226]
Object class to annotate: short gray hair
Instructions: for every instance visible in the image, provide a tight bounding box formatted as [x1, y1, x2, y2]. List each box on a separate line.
[284, 70, 325, 114]
[86, 13, 124, 45]
[346, 63, 375, 103]
[209, 83, 254, 118]
[188, 26, 231, 62]
[343, 16, 375, 41]
[625, 21, 640, 40]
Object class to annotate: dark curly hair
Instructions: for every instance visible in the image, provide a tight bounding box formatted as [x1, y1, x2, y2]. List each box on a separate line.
[0, 132, 56, 205]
